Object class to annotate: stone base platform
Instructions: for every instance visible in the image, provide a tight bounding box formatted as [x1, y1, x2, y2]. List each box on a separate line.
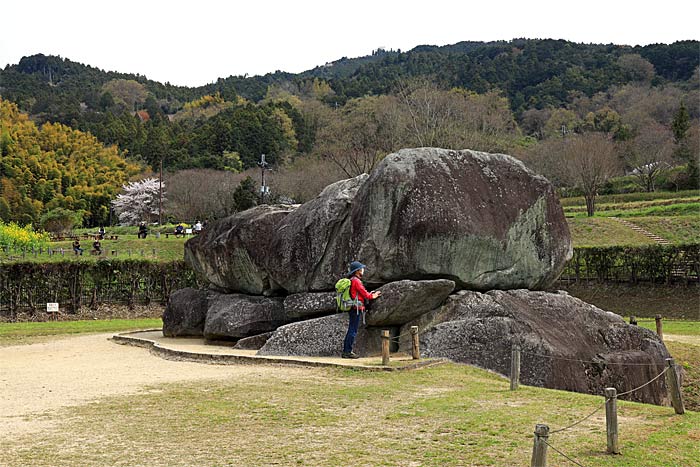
[111, 329, 445, 372]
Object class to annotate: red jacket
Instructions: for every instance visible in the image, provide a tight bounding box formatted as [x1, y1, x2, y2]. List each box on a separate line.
[349, 276, 373, 311]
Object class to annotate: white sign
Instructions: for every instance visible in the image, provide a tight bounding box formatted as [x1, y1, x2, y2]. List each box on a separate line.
[46, 302, 59, 312]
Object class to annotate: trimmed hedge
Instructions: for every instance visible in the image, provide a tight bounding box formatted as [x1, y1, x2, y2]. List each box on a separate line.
[560, 244, 700, 284]
[0, 259, 198, 318]
[2, 244, 697, 318]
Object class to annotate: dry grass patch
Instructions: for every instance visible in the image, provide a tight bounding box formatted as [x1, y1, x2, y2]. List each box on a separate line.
[1, 363, 698, 467]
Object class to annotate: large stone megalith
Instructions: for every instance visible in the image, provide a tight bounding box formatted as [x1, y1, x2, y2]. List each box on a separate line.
[347, 148, 572, 290]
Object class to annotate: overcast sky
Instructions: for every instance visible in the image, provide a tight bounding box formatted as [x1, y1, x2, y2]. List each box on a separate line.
[2, 0, 698, 87]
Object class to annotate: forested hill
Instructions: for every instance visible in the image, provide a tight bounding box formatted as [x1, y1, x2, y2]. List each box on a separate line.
[0, 39, 697, 172]
[307, 39, 699, 112]
[3, 39, 697, 115]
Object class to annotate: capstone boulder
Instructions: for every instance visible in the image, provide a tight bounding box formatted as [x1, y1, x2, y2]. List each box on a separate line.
[346, 148, 573, 290]
[265, 175, 368, 293]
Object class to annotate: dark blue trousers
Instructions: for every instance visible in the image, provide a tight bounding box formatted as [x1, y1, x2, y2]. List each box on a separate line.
[342, 309, 361, 353]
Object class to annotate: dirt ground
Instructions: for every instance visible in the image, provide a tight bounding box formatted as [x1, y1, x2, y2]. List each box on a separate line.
[0, 333, 311, 439]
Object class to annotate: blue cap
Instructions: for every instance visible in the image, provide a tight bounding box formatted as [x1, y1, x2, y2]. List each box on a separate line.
[347, 261, 366, 277]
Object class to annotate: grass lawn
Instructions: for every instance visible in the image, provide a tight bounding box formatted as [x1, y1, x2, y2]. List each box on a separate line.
[636, 319, 700, 337]
[566, 217, 654, 247]
[565, 202, 700, 218]
[630, 216, 700, 244]
[0, 235, 187, 263]
[1, 322, 698, 466]
[0, 318, 162, 347]
[0, 359, 697, 467]
[559, 189, 700, 207]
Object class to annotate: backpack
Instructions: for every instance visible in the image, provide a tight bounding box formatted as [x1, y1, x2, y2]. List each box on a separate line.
[335, 277, 357, 312]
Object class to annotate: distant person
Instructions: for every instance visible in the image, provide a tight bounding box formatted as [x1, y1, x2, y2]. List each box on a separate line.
[92, 239, 102, 255]
[194, 220, 203, 234]
[174, 223, 184, 238]
[341, 261, 381, 359]
[98, 226, 105, 240]
[72, 239, 83, 256]
[138, 222, 148, 239]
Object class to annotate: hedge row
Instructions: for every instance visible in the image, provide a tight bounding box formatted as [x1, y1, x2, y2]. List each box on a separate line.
[560, 244, 700, 284]
[0, 259, 198, 318]
[1, 244, 697, 318]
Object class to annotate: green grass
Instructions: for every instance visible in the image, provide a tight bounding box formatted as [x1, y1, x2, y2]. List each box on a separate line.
[0, 235, 187, 263]
[0, 361, 697, 467]
[636, 319, 700, 337]
[565, 202, 700, 218]
[563, 196, 700, 214]
[630, 216, 700, 244]
[560, 189, 700, 207]
[0, 318, 162, 346]
[566, 217, 654, 247]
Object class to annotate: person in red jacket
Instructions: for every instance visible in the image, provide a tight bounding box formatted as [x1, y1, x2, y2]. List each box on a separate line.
[342, 261, 381, 359]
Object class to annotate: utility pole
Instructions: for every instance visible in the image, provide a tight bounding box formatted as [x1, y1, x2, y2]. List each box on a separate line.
[258, 153, 270, 203]
[158, 158, 163, 225]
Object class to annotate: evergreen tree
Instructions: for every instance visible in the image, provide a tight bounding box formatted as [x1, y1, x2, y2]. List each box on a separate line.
[671, 102, 698, 188]
[232, 176, 258, 212]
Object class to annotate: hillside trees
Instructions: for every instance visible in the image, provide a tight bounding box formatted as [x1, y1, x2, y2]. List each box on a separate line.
[0, 98, 141, 227]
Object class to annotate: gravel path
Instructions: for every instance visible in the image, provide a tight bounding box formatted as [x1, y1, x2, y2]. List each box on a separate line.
[0, 333, 308, 437]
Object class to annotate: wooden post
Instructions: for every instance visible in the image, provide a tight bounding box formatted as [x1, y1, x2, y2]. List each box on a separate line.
[666, 358, 685, 414]
[655, 315, 663, 341]
[531, 424, 549, 467]
[381, 330, 390, 366]
[410, 326, 420, 360]
[510, 345, 521, 391]
[605, 388, 620, 454]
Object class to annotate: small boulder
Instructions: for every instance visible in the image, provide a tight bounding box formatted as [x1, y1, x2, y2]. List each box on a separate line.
[367, 279, 455, 326]
[257, 313, 389, 357]
[283, 292, 337, 320]
[184, 205, 295, 294]
[233, 331, 275, 350]
[204, 292, 287, 340]
[162, 287, 208, 337]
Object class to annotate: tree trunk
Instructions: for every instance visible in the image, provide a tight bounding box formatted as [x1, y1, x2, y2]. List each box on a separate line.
[585, 194, 596, 217]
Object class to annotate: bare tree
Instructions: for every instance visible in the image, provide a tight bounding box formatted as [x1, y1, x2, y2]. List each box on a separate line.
[317, 95, 402, 177]
[559, 133, 621, 216]
[625, 123, 675, 192]
[165, 169, 250, 222]
[272, 156, 346, 203]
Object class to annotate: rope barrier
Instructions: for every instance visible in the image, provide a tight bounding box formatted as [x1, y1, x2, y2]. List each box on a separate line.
[616, 366, 669, 397]
[549, 401, 606, 434]
[543, 439, 590, 467]
[520, 350, 667, 367]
